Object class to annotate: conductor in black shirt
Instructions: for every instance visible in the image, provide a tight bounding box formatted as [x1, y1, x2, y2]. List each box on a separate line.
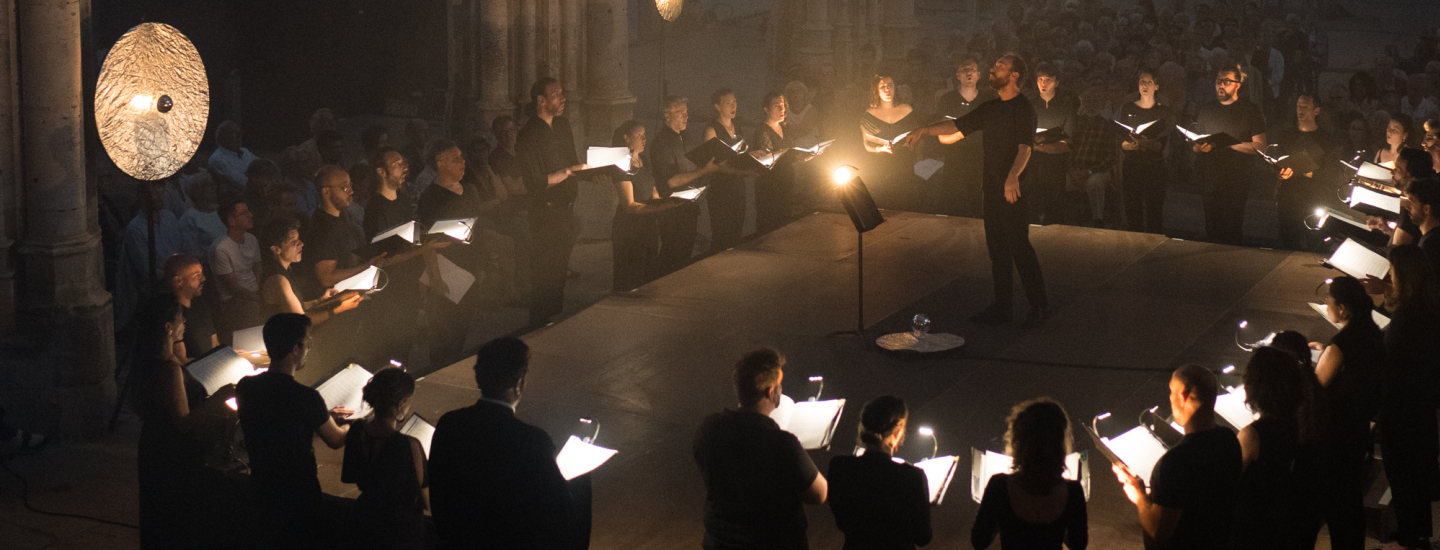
[827, 395, 932, 549]
[1112, 365, 1242, 550]
[906, 53, 1049, 328]
[429, 336, 579, 549]
[517, 77, 587, 327]
[694, 348, 827, 550]
[1193, 63, 1268, 246]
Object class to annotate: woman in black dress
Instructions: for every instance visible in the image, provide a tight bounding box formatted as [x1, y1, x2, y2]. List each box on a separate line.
[1118, 68, 1172, 234]
[1307, 276, 1384, 550]
[972, 398, 1087, 550]
[753, 91, 795, 234]
[860, 73, 923, 211]
[133, 292, 237, 548]
[1377, 245, 1440, 550]
[1231, 346, 1325, 550]
[259, 217, 363, 323]
[704, 89, 749, 251]
[827, 395, 932, 549]
[610, 120, 677, 291]
[341, 367, 429, 550]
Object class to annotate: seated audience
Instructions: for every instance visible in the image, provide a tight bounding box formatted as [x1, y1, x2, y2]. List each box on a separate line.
[972, 398, 1087, 550]
[828, 395, 932, 549]
[212, 199, 263, 339]
[208, 121, 259, 198]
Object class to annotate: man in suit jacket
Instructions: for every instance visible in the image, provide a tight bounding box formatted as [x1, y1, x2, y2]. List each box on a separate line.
[430, 336, 578, 549]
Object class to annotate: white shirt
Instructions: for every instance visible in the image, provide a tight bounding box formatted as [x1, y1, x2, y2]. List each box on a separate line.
[1402, 96, 1439, 124]
[179, 208, 228, 259]
[212, 232, 261, 300]
[208, 146, 259, 192]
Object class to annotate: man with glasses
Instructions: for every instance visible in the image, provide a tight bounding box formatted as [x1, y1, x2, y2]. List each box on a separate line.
[298, 165, 387, 367]
[1193, 63, 1268, 246]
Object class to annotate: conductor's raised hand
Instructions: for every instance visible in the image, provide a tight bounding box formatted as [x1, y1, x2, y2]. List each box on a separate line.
[1004, 173, 1022, 204]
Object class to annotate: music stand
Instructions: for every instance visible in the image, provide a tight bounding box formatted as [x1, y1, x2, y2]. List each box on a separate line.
[829, 166, 884, 338]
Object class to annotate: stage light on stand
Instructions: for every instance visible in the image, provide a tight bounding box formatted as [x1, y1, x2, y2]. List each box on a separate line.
[828, 165, 884, 339]
[917, 426, 937, 459]
[833, 165, 858, 186]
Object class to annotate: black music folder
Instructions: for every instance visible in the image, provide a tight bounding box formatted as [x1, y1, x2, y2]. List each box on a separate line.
[685, 137, 747, 166]
[1175, 125, 1242, 148]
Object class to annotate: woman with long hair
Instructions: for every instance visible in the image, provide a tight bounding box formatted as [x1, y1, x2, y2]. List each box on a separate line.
[753, 91, 796, 234]
[860, 73, 924, 210]
[972, 398, 1087, 550]
[1230, 346, 1325, 549]
[608, 120, 676, 291]
[133, 292, 237, 548]
[827, 395, 932, 549]
[703, 88, 749, 251]
[1378, 244, 1440, 550]
[341, 367, 430, 550]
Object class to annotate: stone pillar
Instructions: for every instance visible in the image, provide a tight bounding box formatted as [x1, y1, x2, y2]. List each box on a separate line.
[831, 0, 854, 82]
[794, 0, 833, 74]
[518, 0, 538, 102]
[561, 0, 584, 150]
[544, 0, 562, 79]
[881, 0, 918, 63]
[480, 0, 513, 125]
[0, 0, 21, 335]
[583, 0, 635, 147]
[15, 0, 115, 438]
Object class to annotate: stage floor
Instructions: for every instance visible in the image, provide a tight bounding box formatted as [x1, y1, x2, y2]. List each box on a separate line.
[316, 210, 1347, 549]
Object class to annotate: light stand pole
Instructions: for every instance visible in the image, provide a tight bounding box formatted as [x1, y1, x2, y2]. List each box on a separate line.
[828, 165, 885, 338]
[655, 0, 682, 100]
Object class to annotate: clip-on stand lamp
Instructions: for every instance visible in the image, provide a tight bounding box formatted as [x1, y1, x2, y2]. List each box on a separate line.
[828, 166, 885, 338]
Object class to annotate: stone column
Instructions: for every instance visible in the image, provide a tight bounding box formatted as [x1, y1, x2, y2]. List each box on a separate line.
[0, 0, 21, 335]
[831, 0, 853, 82]
[794, 0, 833, 74]
[518, 0, 538, 102]
[881, 0, 918, 63]
[480, 0, 513, 125]
[15, 0, 115, 438]
[583, 0, 635, 147]
[561, 0, 584, 150]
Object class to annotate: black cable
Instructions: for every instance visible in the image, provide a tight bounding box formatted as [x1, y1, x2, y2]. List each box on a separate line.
[0, 459, 140, 529]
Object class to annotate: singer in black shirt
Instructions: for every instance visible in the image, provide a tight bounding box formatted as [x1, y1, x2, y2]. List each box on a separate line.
[516, 78, 585, 327]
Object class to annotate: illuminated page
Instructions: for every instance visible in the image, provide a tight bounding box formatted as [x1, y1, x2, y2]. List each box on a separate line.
[1328, 238, 1390, 280]
[315, 364, 373, 418]
[1214, 386, 1257, 430]
[419, 254, 476, 304]
[783, 399, 846, 450]
[400, 414, 435, 457]
[1349, 186, 1401, 215]
[428, 218, 477, 243]
[186, 347, 264, 395]
[586, 146, 632, 172]
[916, 455, 959, 504]
[372, 221, 417, 244]
[970, 450, 1084, 503]
[233, 325, 266, 353]
[671, 187, 705, 201]
[333, 265, 380, 292]
[1103, 426, 1167, 486]
[555, 435, 618, 481]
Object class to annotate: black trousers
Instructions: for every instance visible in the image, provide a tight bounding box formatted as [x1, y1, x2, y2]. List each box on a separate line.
[1122, 160, 1168, 234]
[529, 204, 578, 325]
[364, 276, 421, 366]
[755, 170, 793, 235]
[656, 202, 699, 277]
[1380, 403, 1440, 545]
[1307, 427, 1371, 550]
[611, 212, 659, 291]
[983, 190, 1047, 308]
[707, 176, 746, 252]
[1024, 151, 1069, 224]
[1201, 156, 1253, 245]
[1275, 175, 1318, 251]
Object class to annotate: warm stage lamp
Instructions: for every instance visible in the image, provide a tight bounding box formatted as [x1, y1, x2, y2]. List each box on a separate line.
[95, 22, 209, 181]
[833, 165, 857, 186]
[656, 0, 683, 21]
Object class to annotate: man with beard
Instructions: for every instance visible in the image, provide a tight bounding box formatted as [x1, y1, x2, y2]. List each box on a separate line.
[907, 54, 1049, 328]
[298, 165, 387, 368]
[933, 54, 997, 217]
[1271, 94, 1337, 251]
[1193, 63, 1267, 245]
[364, 147, 449, 366]
[517, 78, 588, 327]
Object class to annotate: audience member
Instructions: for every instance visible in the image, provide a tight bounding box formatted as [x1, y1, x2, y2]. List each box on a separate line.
[827, 395, 932, 549]
[693, 348, 827, 550]
[341, 367, 430, 550]
[164, 254, 218, 358]
[972, 397, 1087, 550]
[1066, 86, 1119, 227]
[178, 173, 228, 259]
[116, 180, 182, 330]
[208, 121, 260, 198]
[213, 199, 264, 338]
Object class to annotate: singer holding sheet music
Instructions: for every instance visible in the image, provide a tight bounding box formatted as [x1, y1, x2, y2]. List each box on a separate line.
[236, 313, 355, 549]
[1272, 94, 1339, 250]
[861, 73, 923, 211]
[341, 367, 430, 550]
[905, 54, 1049, 327]
[694, 348, 827, 550]
[133, 293, 237, 549]
[1111, 365, 1241, 550]
[972, 398, 1087, 550]
[934, 54, 997, 218]
[518, 78, 589, 327]
[610, 120, 678, 291]
[1118, 68, 1173, 234]
[704, 89, 749, 251]
[260, 219, 364, 326]
[1193, 64, 1267, 246]
[753, 92, 795, 234]
[1026, 64, 1077, 225]
[364, 147, 450, 366]
[652, 96, 722, 275]
[417, 140, 486, 361]
[827, 395, 932, 550]
[430, 337, 582, 549]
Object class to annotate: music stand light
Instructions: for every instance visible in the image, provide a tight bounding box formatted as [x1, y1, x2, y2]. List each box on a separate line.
[829, 166, 884, 338]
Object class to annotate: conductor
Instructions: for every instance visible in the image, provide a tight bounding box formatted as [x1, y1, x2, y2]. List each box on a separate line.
[906, 53, 1049, 328]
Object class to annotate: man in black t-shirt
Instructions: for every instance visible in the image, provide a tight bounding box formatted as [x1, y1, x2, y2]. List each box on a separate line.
[694, 348, 827, 550]
[1193, 64, 1268, 245]
[300, 165, 385, 369]
[163, 254, 217, 358]
[1113, 365, 1242, 550]
[933, 54, 997, 218]
[362, 147, 449, 366]
[236, 313, 353, 549]
[650, 96, 721, 276]
[1272, 94, 1339, 250]
[517, 77, 587, 327]
[1407, 177, 1440, 275]
[910, 54, 1049, 328]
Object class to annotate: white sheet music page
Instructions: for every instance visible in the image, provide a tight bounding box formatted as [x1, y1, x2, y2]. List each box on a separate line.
[233, 325, 266, 353]
[555, 435, 618, 480]
[1104, 426, 1168, 486]
[400, 414, 436, 457]
[1357, 162, 1393, 181]
[186, 347, 263, 395]
[372, 221, 417, 244]
[1328, 238, 1390, 280]
[586, 146, 632, 172]
[333, 265, 380, 292]
[784, 399, 846, 450]
[1214, 386, 1258, 430]
[916, 455, 960, 504]
[914, 159, 944, 180]
[428, 218, 477, 243]
[1349, 186, 1402, 214]
[419, 253, 476, 304]
[970, 450, 1084, 503]
[316, 364, 373, 418]
[671, 187, 705, 201]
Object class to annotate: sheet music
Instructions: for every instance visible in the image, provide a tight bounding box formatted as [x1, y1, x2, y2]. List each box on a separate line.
[1320, 207, 1369, 230]
[1349, 186, 1402, 214]
[1175, 125, 1207, 141]
[671, 187, 705, 201]
[1357, 162, 1393, 181]
[1328, 238, 1390, 280]
[372, 221, 417, 244]
[1309, 302, 1391, 330]
[793, 139, 836, 155]
[769, 395, 845, 449]
[914, 159, 944, 180]
[586, 146, 632, 173]
[400, 414, 435, 457]
[916, 455, 959, 504]
[333, 265, 380, 292]
[1214, 386, 1257, 430]
[1102, 426, 1168, 486]
[555, 435, 618, 480]
[428, 218, 477, 243]
[232, 325, 266, 353]
[419, 253, 476, 304]
[186, 347, 265, 395]
[315, 364, 373, 418]
[970, 450, 1084, 503]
